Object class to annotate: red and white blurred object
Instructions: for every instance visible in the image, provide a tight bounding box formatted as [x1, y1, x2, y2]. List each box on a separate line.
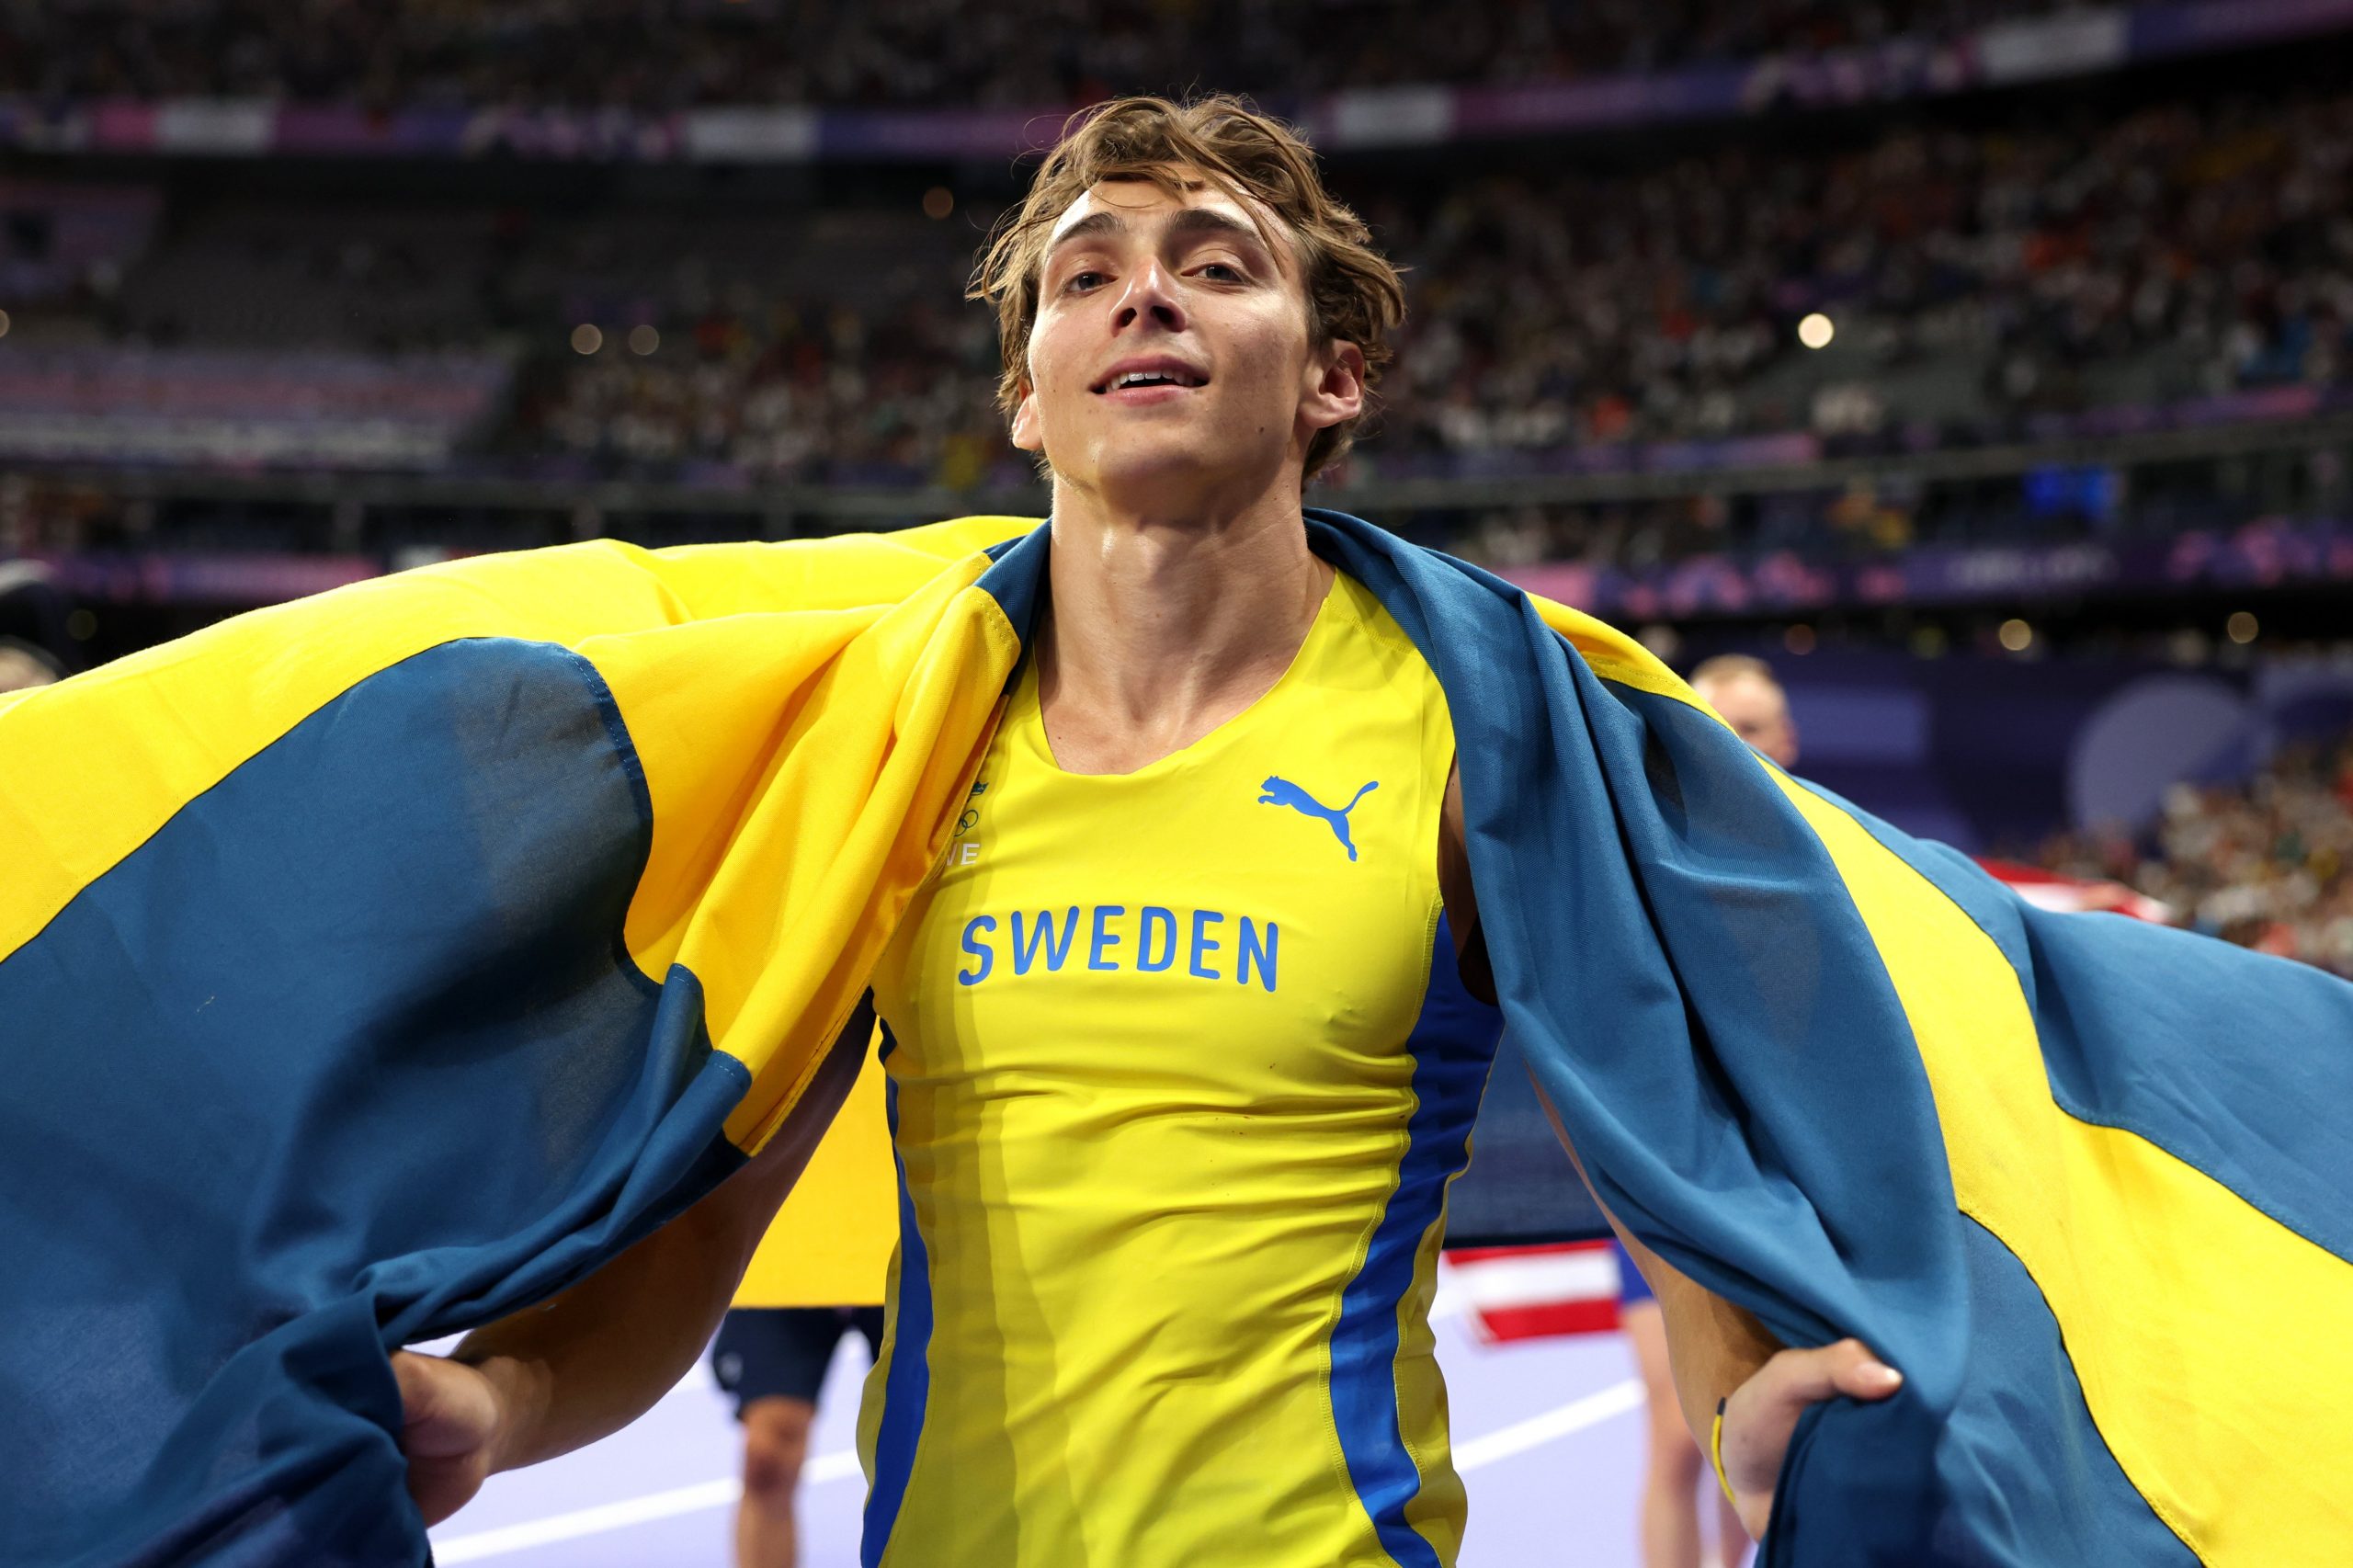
[1976, 858, 2171, 923]
[1444, 1241, 1622, 1344]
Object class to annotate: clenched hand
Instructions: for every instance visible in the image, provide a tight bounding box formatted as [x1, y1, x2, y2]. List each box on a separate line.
[1718, 1336, 1903, 1538]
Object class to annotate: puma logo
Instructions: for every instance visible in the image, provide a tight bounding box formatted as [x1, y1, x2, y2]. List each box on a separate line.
[1258, 776, 1379, 861]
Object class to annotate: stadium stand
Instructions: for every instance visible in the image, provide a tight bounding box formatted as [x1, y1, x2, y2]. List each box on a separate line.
[2036, 733, 2353, 977]
[10, 77, 2339, 492]
[0, 0, 2345, 672]
[0, 345, 509, 468]
[0, 1, 2096, 108]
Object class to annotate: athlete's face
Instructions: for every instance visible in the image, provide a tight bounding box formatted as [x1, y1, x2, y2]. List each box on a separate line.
[1011, 174, 1364, 512]
[1698, 675, 1800, 769]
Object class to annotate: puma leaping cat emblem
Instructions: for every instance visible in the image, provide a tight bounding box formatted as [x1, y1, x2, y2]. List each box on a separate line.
[1257, 777, 1380, 862]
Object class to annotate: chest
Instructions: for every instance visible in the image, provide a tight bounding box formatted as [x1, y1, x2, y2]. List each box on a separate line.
[872, 667, 1449, 1098]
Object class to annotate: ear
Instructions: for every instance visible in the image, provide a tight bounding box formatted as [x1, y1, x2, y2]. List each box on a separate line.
[1299, 339, 1366, 437]
[1009, 378, 1044, 454]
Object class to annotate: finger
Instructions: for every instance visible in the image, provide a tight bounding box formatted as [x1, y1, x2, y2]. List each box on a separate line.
[1827, 1341, 1904, 1402]
[1756, 1337, 1901, 1413]
[391, 1351, 437, 1424]
[392, 1351, 461, 1435]
[406, 1446, 492, 1528]
[392, 1352, 497, 1457]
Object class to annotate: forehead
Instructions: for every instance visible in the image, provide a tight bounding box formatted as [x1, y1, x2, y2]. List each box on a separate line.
[1705, 674, 1788, 713]
[1041, 172, 1294, 271]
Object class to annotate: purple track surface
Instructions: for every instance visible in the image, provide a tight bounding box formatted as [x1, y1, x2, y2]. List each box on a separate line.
[425, 1288, 1742, 1567]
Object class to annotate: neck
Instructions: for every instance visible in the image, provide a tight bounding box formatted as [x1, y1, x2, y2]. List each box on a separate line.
[1036, 476, 1333, 774]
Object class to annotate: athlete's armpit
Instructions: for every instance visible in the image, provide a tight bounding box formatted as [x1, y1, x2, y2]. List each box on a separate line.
[1438, 757, 1496, 1006]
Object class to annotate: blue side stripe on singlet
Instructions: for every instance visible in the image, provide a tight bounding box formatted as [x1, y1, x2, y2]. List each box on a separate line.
[1328, 913, 1504, 1567]
[861, 1026, 935, 1568]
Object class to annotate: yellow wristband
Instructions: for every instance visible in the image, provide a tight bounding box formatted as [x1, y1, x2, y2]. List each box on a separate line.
[1710, 1398, 1737, 1508]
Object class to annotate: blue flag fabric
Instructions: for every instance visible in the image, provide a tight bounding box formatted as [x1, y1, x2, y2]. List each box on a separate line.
[4, 510, 2348, 1567]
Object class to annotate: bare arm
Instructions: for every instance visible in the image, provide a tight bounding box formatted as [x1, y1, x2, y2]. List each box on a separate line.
[397, 1004, 871, 1524]
[1439, 765, 1898, 1532]
[1533, 1076, 1900, 1532]
[1557, 1123, 1782, 1442]
[1444, 758, 1782, 1428]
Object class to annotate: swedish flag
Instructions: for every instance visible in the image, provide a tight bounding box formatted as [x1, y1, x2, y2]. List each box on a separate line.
[3, 510, 2347, 1566]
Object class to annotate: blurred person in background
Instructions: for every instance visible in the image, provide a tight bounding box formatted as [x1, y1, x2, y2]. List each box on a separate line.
[0, 563, 74, 689]
[0, 638, 63, 694]
[709, 1305, 883, 1568]
[1688, 655, 1798, 772]
[706, 1052, 895, 1568]
[1614, 1218, 1752, 1568]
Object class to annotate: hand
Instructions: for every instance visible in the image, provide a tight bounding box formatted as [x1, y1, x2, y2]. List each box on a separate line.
[1717, 1337, 1902, 1539]
[392, 1349, 507, 1527]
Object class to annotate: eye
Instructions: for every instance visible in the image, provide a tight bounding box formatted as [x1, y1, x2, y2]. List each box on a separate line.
[1198, 261, 1246, 282]
[1064, 268, 1108, 293]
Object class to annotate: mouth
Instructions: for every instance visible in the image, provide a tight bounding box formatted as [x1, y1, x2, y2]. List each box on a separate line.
[1091, 359, 1210, 397]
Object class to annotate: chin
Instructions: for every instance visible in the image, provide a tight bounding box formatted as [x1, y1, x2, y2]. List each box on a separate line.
[1065, 433, 1279, 509]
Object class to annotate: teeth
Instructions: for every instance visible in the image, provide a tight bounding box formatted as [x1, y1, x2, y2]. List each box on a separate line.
[1113, 369, 1190, 389]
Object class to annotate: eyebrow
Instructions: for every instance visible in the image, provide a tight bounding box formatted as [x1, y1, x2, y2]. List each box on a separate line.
[1043, 205, 1277, 267]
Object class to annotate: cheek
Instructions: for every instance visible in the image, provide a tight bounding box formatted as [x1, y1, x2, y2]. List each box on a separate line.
[1026, 334, 1060, 396]
[1028, 312, 1079, 394]
[1227, 312, 1313, 392]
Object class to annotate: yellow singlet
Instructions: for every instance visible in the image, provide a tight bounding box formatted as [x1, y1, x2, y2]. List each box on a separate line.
[861, 571, 1505, 1568]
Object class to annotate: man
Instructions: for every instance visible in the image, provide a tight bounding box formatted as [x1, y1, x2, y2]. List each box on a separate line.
[710, 1305, 881, 1567]
[17, 95, 2342, 1568]
[0, 636, 61, 694]
[1688, 654, 1797, 771]
[394, 97, 1893, 1565]
[714, 1045, 895, 1568]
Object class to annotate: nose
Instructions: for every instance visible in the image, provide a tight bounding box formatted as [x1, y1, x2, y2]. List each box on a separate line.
[1111, 257, 1187, 334]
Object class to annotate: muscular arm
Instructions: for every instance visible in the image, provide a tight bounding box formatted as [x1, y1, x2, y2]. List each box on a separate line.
[1438, 764, 1898, 1532]
[1534, 1090, 1781, 1444]
[396, 1003, 872, 1524]
[1547, 1113, 1900, 1533]
[1441, 758, 1779, 1419]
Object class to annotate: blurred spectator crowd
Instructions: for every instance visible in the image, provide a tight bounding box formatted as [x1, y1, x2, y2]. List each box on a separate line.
[0, 0, 2088, 110]
[507, 81, 2353, 516]
[1366, 85, 2353, 461]
[2040, 733, 2353, 979]
[0, 53, 2347, 582]
[524, 286, 1013, 490]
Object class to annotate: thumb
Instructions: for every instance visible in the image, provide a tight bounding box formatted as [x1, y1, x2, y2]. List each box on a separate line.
[392, 1351, 502, 1460]
[1756, 1336, 1904, 1414]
